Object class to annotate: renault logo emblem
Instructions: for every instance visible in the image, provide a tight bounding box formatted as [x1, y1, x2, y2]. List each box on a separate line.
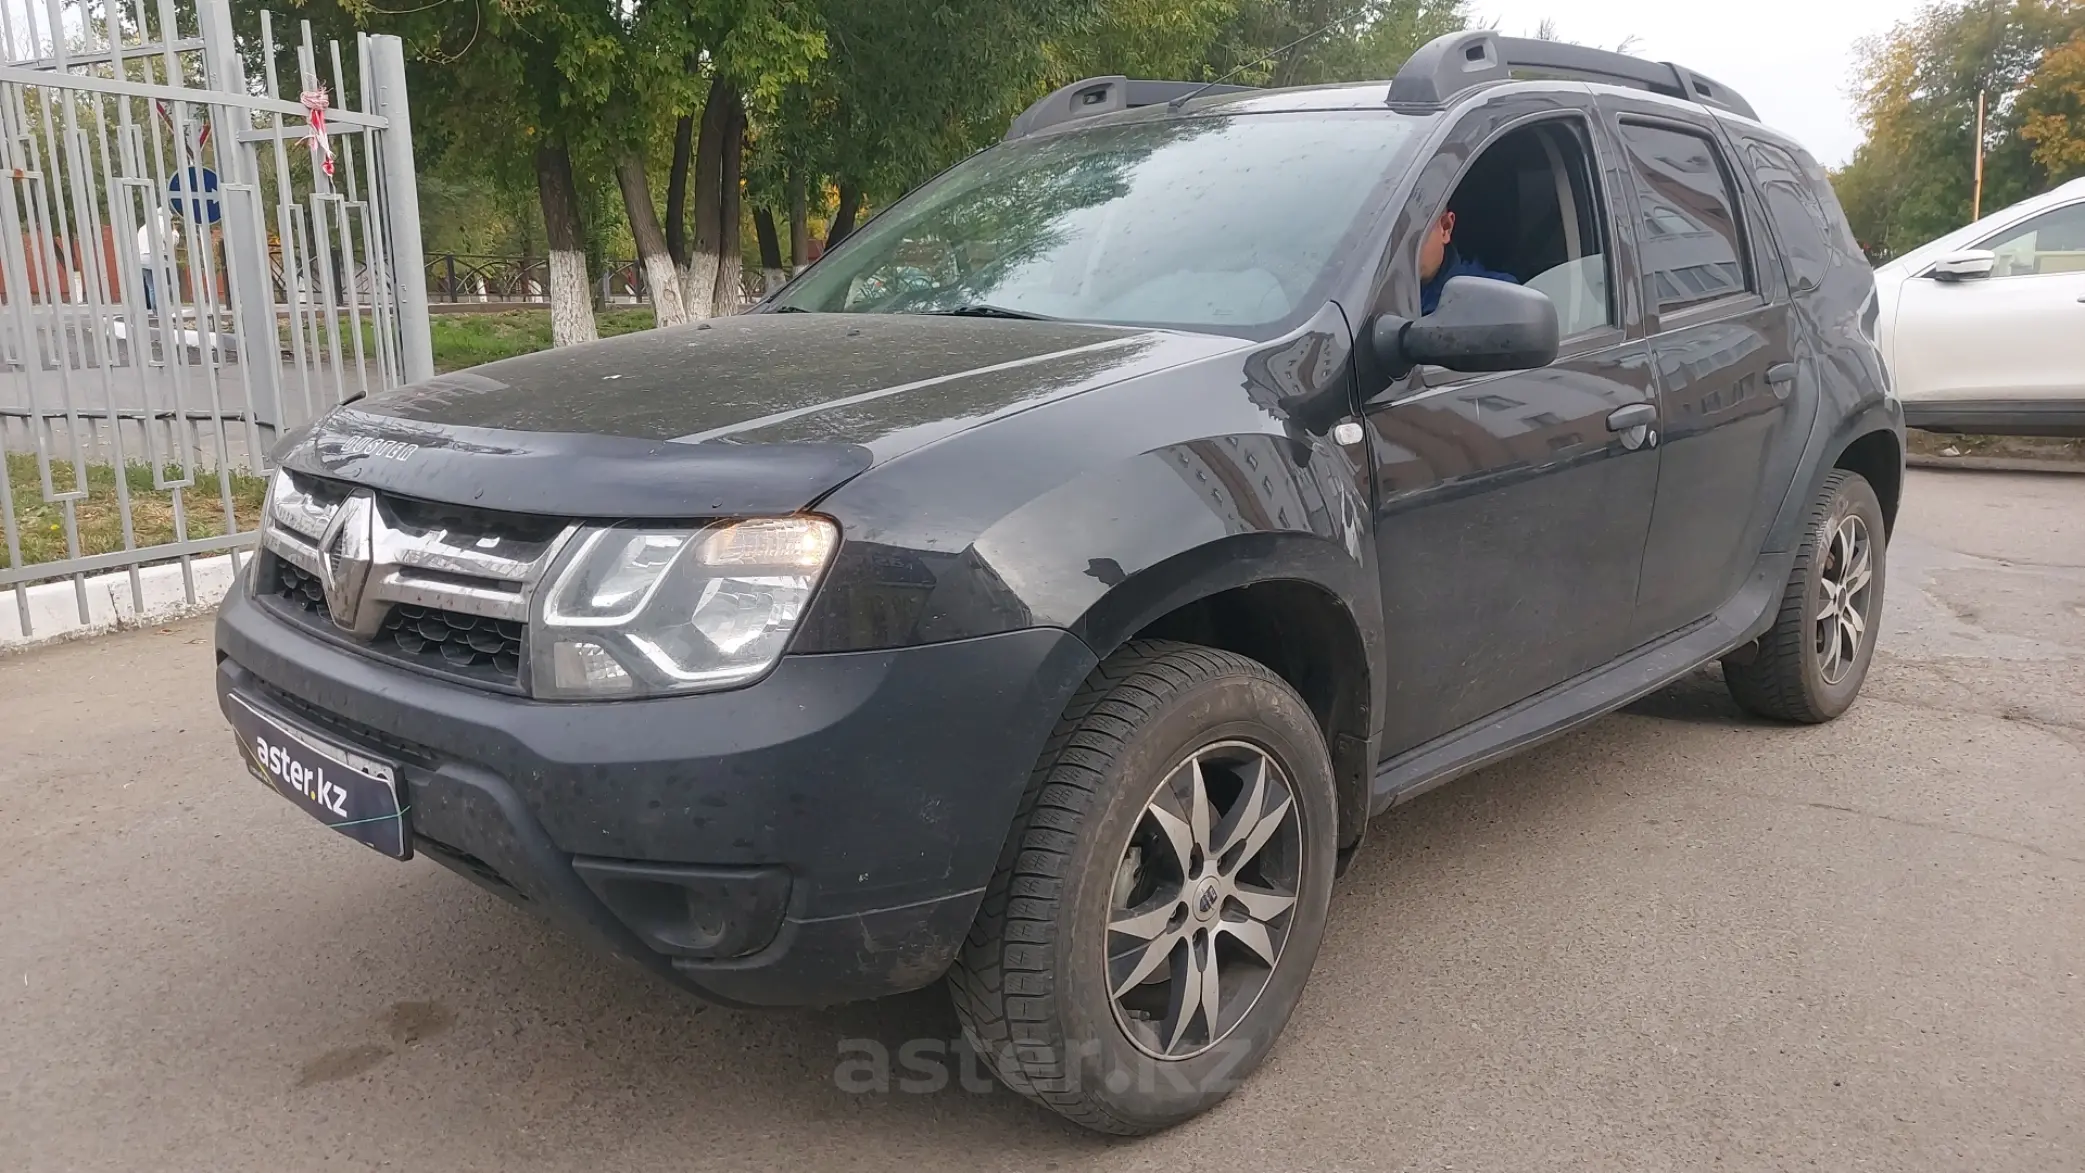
[316, 491, 380, 636]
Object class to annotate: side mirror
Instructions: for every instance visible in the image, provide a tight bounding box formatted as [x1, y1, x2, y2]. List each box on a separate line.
[1929, 249, 1996, 282]
[1372, 277, 1561, 382]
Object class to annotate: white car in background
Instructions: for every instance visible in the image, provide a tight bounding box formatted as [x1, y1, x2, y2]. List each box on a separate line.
[1874, 175, 2085, 436]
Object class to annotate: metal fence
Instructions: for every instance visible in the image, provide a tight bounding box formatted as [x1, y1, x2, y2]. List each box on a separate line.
[0, 0, 430, 637]
[426, 252, 768, 308]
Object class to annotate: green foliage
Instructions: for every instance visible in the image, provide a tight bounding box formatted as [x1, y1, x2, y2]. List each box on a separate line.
[808, 0, 1109, 203]
[293, 0, 1478, 294]
[417, 163, 542, 257]
[2017, 30, 2085, 177]
[428, 308, 656, 370]
[1047, 0, 1245, 81]
[1044, 0, 1469, 92]
[1834, 0, 2085, 260]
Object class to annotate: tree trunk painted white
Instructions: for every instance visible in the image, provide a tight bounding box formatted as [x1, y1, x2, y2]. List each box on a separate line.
[680, 253, 719, 320]
[534, 143, 597, 347]
[664, 112, 695, 271]
[640, 251, 688, 327]
[788, 171, 810, 275]
[711, 252, 743, 317]
[763, 267, 786, 295]
[685, 74, 739, 320]
[546, 250, 597, 347]
[615, 154, 688, 328]
[710, 92, 745, 318]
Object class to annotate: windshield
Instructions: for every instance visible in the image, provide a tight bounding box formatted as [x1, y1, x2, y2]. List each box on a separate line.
[773, 110, 1424, 336]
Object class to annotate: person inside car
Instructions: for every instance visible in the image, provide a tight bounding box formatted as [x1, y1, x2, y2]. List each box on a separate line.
[1419, 209, 1519, 313]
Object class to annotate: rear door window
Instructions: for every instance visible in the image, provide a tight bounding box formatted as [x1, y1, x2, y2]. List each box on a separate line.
[1615, 121, 1753, 314]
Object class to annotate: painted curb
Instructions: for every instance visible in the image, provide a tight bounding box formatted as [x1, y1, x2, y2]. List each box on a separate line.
[1, 551, 246, 651]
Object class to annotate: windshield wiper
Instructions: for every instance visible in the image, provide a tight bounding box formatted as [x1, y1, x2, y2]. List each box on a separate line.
[770, 304, 811, 313]
[926, 304, 1056, 321]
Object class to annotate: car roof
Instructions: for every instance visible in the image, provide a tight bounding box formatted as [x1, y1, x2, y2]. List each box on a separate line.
[1009, 31, 1769, 144]
[1023, 75, 1756, 139]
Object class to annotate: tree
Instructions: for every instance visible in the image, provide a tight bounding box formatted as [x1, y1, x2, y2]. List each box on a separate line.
[685, 74, 739, 316]
[656, 5, 823, 317]
[1834, 0, 2085, 260]
[278, 0, 619, 343]
[294, 0, 821, 334]
[1046, 0, 1244, 81]
[287, 0, 1476, 344]
[2017, 29, 2085, 178]
[804, 0, 1107, 215]
[536, 143, 597, 342]
[1187, 0, 1468, 88]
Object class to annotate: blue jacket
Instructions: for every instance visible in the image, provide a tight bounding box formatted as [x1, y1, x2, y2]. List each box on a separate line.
[1421, 248, 1519, 314]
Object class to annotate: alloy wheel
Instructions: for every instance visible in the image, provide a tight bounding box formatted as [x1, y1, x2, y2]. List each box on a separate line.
[1105, 740, 1302, 1060]
[1814, 513, 1875, 686]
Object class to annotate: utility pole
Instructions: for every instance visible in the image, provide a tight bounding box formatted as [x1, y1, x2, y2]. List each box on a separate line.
[1973, 89, 1987, 221]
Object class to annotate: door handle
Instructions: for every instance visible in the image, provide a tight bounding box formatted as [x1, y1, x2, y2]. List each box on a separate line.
[1766, 363, 1796, 386]
[1606, 402, 1656, 432]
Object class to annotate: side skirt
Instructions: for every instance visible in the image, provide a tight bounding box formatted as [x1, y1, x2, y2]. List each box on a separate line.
[1368, 550, 1794, 815]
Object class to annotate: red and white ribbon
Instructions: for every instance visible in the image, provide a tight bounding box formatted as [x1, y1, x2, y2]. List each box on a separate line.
[152, 100, 211, 150]
[301, 85, 335, 179]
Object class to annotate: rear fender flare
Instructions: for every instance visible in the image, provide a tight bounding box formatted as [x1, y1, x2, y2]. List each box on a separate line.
[1765, 397, 1904, 554]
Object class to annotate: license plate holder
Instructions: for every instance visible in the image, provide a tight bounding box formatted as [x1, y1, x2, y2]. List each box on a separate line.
[227, 693, 411, 860]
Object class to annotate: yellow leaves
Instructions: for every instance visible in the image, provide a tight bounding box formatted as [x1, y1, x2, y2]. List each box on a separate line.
[2018, 31, 2085, 174]
[1850, 23, 1927, 140]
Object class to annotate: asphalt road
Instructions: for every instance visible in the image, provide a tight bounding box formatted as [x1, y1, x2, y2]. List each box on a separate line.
[3, 467, 2081, 1171]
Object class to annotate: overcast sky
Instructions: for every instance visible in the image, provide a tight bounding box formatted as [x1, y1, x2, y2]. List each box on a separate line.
[1473, 0, 1926, 166]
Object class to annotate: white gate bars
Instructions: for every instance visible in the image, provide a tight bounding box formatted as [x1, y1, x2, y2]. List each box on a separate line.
[0, 0, 431, 638]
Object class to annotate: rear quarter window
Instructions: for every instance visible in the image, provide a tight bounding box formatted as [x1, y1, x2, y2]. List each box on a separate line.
[1739, 136, 1866, 291]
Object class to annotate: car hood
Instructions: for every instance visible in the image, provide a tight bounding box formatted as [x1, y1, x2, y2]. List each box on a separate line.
[279, 313, 1241, 519]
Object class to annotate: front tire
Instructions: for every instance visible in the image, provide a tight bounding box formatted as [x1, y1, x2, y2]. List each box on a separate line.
[1723, 470, 1887, 722]
[947, 641, 1337, 1135]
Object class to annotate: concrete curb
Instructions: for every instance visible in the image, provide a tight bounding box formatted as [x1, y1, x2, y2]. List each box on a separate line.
[1, 551, 244, 652]
[1907, 454, 2085, 475]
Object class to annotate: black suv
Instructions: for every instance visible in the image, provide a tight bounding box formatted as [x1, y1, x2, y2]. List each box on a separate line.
[215, 32, 1902, 1134]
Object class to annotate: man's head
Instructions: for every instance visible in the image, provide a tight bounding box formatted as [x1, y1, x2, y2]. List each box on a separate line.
[1418, 211, 1457, 282]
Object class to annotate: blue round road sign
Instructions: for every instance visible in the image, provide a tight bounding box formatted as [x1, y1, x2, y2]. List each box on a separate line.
[168, 167, 221, 224]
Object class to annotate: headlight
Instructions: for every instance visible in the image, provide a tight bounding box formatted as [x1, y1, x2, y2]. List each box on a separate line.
[247, 467, 291, 591]
[528, 516, 838, 699]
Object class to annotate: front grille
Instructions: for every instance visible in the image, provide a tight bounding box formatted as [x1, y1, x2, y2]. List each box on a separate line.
[277, 557, 328, 610]
[386, 493, 568, 546]
[268, 558, 526, 690]
[379, 604, 525, 679]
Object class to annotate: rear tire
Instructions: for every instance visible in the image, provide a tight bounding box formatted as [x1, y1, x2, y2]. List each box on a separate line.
[947, 640, 1337, 1135]
[1723, 470, 1886, 723]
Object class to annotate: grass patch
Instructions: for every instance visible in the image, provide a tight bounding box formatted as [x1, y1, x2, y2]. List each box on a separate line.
[278, 308, 658, 374]
[7, 308, 653, 576]
[427, 308, 656, 372]
[2, 452, 267, 575]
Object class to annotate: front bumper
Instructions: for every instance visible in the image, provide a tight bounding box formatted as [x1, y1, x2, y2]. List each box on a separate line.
[214, 586, 1096, 1007]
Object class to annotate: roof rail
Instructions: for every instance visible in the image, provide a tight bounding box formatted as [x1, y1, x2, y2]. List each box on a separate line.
[1004, 76, 1258, 141]
[1387, 30, 1758, 122]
